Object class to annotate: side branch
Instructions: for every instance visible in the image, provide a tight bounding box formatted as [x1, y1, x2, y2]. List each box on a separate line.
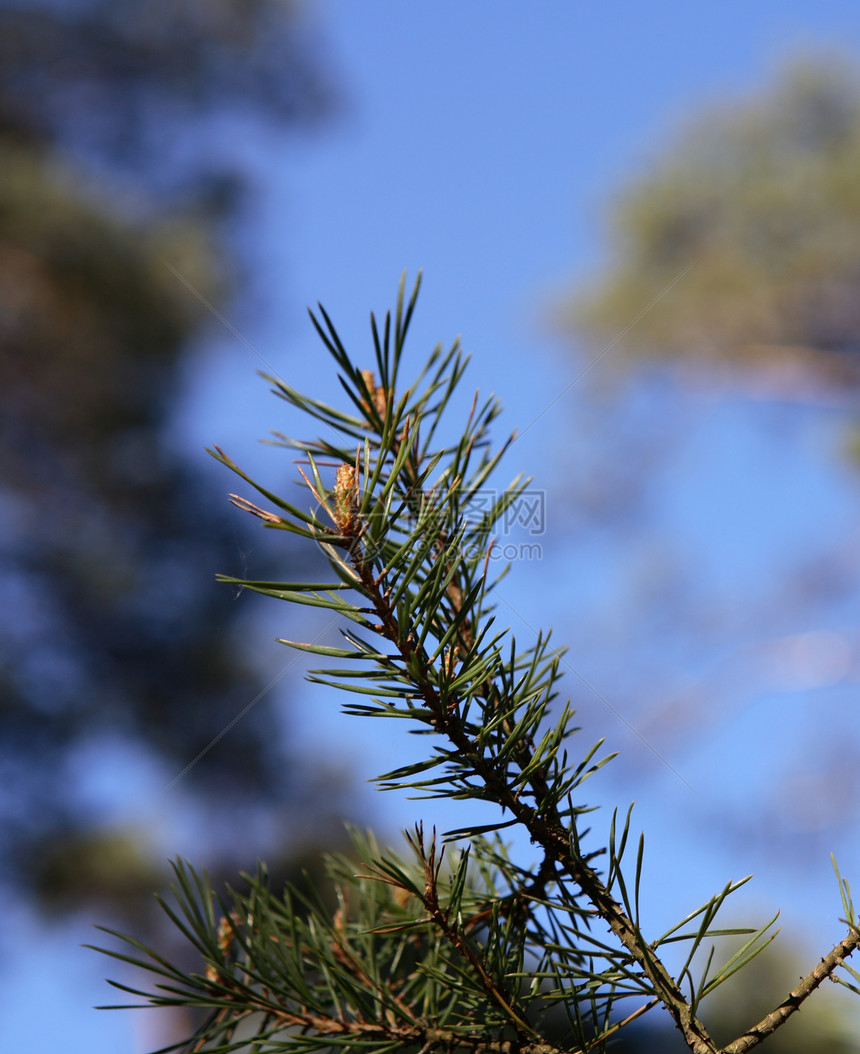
[410, 825, 539, 1039]
[724, 928, 860, 1054]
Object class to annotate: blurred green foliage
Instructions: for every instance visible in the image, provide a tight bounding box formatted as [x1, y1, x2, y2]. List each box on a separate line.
[566, 58, 860, 386]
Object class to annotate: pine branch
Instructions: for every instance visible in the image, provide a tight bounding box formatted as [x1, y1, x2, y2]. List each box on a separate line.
[95, 274, 860, 1054]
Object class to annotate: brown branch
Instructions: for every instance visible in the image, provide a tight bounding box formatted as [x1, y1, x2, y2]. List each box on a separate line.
[197, 978, 571, 1054]
[723, 928, 860, 1054]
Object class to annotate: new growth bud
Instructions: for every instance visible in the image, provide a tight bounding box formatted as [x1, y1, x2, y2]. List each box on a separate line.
[333, 462, 360, 537]
[360, 369, 388, 422]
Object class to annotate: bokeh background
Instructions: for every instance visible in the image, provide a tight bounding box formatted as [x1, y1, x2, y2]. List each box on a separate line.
[5, 2, 860, 1050]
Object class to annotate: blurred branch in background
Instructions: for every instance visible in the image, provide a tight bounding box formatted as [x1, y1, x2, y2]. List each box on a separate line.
[0, 0, 353, 921]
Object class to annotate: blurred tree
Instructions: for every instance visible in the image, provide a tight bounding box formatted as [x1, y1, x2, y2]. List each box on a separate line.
[564, 57, 860, 392]
[0, 0, 347, 913]
[0, 0, 332, 190]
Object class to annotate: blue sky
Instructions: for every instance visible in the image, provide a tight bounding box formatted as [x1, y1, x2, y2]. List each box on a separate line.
[13, 2, 860, 1049]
